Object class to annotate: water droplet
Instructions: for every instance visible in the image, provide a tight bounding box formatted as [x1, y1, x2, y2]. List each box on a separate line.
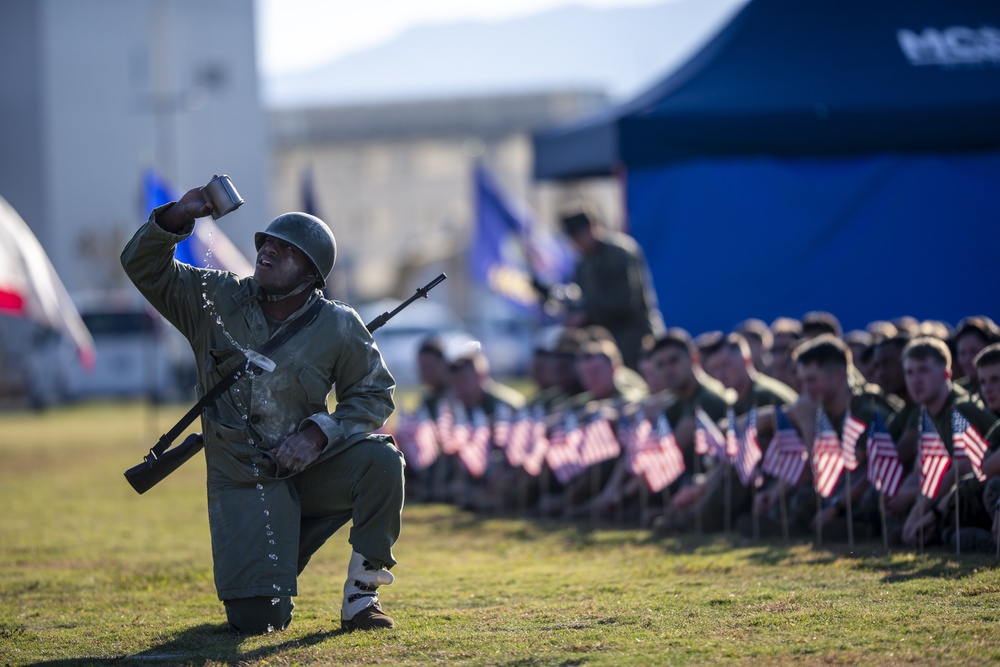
[269, 554, 278, 560]
[266, 624, 275, 633]
[271, 598, 281, 606]
[273, 584, 282, 591]
[269, 540, 275, 545]
[256, 483, 263, 490]
[264, 510, 270, 516]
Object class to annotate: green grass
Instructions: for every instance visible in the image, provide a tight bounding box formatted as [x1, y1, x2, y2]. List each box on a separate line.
[1, 402, 999, 666]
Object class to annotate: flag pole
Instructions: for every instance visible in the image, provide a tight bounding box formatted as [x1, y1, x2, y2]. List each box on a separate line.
[694, 449, 703, 536]
[845, 469, 855, 551]
[779, 484, 790, 544]
[917, 409, 925, 555]
[953, 449, 961, 556]
[752, 483, 760, 542]
[724, 462, 733, 535]
[879, 489, 889, 553]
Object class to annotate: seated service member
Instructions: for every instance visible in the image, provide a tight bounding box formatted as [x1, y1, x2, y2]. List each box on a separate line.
[121, 184, 402, 633]
[753, 335, 894, 538]
[899, 337, 997, 548]
[659, 332, 799, 534]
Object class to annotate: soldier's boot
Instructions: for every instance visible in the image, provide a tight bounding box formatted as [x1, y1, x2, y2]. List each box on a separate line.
[340, 551, 395, 631]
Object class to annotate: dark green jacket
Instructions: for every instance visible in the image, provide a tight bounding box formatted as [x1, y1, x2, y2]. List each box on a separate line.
[121, 207, 395, 599]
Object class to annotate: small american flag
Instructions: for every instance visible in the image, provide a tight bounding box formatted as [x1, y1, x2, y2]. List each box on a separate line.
[579, 412, 621, 467]
[504, 406, 532, 468]
[457, 407, 491, 478]
[725, 407, 740, 460]
[436, 400, 459, 455]
[952, 408, 988, 481]
[694, 407, 727, 460]
[918, 409, 951, 499]
[546, 412, 586, 484]
[841, 412, 865, 472]
[492, 403, 513, 449]
[734, 407, 762, 488]
[395, 404, 440, 471]
[865, 410, 903, 497]
[522, 404, 550, 477]
[634, 413, 685, 493]
[761, 407, 808, 487]
[625, 412, 652, 476]
[813, 409, 844, 499]
[447, 402, 472, 457]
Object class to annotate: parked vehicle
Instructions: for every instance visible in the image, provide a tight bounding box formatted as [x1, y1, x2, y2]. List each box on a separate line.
[24, 291, 195, 406]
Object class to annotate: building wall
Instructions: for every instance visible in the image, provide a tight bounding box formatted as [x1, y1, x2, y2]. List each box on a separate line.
[267, 91, 621, 321]
[0, 0, 269, 294]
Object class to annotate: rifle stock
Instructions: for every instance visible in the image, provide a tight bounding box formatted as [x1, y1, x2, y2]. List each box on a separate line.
[124, 273, 447, 494]
[124, 433, 204, 494]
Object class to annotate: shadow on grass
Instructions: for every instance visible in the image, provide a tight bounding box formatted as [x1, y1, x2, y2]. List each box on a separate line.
[28, 622, 345, 666]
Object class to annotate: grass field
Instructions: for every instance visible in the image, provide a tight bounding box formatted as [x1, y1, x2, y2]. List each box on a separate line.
[1, 402, 999, 666]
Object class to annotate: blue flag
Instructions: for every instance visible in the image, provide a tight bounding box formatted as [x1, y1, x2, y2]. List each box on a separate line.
[470, 164, 573, 311]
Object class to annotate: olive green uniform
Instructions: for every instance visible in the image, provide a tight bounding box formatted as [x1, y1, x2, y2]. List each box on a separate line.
[571, 232, 662, 369]
[121, 209, 401, 623]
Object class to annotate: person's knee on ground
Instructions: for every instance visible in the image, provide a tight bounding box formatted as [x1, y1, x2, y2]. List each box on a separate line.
[224, 596, 294, 635]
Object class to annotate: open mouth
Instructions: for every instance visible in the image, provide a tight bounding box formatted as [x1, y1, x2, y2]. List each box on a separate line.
[256, 255, 274, 269]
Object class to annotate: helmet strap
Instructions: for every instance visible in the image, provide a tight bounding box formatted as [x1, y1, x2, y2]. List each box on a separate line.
[260, 279, 315, 303]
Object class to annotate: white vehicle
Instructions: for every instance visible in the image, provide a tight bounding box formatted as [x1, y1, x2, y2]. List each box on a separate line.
[24, 291, 194, 406]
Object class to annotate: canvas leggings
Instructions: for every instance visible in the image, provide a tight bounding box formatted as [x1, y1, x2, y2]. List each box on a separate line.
[224, 436, 405, 634]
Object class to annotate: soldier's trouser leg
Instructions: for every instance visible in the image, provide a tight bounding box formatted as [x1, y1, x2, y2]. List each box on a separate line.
[224, 597, 294, 635]
[293, 435, 405, 572]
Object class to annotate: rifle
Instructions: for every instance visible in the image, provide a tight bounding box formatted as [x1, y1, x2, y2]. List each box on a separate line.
[124, 273, 447, 494]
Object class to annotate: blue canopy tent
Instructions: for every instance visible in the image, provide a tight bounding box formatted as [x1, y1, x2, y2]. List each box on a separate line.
[533, 0, 1000, 335]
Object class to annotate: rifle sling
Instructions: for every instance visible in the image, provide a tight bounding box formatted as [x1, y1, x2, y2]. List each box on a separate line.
[150, 299, 325, 460]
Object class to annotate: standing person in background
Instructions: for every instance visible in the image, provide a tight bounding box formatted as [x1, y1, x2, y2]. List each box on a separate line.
[122, 183, 402, 634]
[558, 202, 664, 371]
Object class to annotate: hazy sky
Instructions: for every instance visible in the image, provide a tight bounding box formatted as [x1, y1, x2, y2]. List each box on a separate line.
[255, 0, 666, 77]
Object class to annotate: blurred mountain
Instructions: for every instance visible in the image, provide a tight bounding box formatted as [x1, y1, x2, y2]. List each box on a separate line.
[263, 0, 748, 108]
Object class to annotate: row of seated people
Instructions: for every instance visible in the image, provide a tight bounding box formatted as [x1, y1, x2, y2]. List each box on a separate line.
[389, 313, 1000, 553]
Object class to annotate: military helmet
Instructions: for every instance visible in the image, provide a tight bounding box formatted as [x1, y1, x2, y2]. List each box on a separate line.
[254, 212, 337, 287]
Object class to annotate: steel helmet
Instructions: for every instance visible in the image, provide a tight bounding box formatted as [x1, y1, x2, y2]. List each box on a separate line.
[254, 212, 337, 288]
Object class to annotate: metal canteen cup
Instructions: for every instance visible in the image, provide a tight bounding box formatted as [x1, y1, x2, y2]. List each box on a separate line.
[201, 174, 245, 220]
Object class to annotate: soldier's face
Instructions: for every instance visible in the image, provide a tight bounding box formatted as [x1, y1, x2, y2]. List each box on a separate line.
[796, 363, 843, 405]
[872, 344, 905, 397]
[254, 235, 315, 293]
[649, 345, 692, 392]
[903, 356, 950, 406]
[577, 353, 616, 399]
[978, 363, 1000, 414]
[704, 347, 747, 391]
[957, 333, 988, 381]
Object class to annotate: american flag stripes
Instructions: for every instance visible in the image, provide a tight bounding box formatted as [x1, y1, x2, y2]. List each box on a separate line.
[734, 407, 762, 488]
[865, 410, 904, 497]
[504, 406, 533, 468]
[761, 407, 808, 487]
[725, 407, 740, 460]
[812, 409, 844, 498]
[918, 409, 951, 499]
[457, 407, 492, 478]
[579, 413, 621, 467]
[694, 407, 727, 460]
[625, 413, 652, 476]
[522, 404, 550, 477]
[492, 403, 513, 449]
[436, 401, 459, 455]
[633, 413, 685, 493]
[394, 404, 440, 471]
[546, 412, 586, 484]
[951, 408, 988, 481]
[841, 412, 865, 472]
